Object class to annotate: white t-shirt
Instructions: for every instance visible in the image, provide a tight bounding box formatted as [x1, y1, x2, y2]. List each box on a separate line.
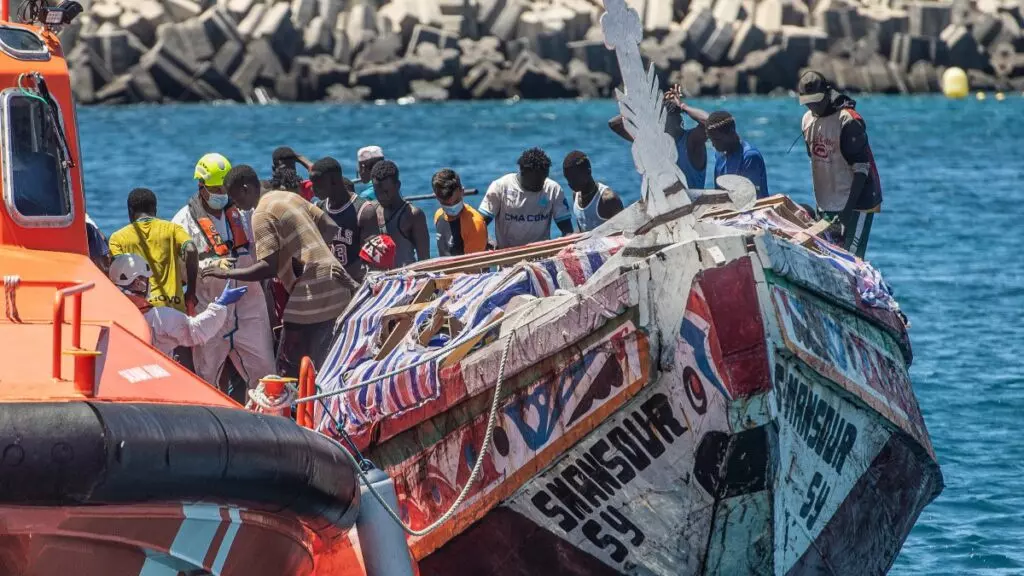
[478, 173, 571, 249]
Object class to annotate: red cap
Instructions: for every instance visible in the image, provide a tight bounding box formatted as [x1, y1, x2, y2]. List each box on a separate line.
[360, 234, 397, 270]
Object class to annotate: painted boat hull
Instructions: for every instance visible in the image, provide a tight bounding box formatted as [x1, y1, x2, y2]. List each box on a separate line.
[350, 220, 942, 576]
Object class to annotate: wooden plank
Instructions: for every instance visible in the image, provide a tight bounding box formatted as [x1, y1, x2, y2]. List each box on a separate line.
[407, 235, 582, 273]
[376, 316, 413, 360]
[439, 311, 504, 369]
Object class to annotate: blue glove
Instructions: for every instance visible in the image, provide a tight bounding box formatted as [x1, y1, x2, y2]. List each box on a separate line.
[215, 282, 248, 306]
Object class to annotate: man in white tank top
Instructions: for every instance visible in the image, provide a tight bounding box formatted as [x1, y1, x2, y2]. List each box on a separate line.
[563, 150, 623, 233]
[479, 148, 575, 248]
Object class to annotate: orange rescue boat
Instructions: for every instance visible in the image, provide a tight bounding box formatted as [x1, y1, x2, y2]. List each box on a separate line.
[0, 4, 369, 575]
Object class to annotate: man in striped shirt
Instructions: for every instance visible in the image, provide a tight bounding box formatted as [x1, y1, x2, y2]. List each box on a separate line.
[203, 165, 359, 377]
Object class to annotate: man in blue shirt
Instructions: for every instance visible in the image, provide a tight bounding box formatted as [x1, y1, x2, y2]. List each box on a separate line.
[706, 111, 769, 199]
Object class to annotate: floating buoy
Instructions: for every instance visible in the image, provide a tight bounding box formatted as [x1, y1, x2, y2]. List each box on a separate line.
[995, 92, 1006, 101]
[976, 91, 987, 100]
[942, 67, 969, 99]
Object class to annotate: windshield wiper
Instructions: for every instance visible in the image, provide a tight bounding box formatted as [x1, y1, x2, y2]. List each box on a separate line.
[29, 72, 75, 169]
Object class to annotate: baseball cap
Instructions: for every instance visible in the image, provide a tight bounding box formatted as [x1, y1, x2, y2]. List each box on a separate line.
[798, 70, 829, 104]
[360, 234, 397, 270]
[357, 146, 384, 163]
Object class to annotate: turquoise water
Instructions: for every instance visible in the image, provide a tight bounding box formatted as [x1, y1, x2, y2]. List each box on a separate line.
[80, 96, 1024, 574]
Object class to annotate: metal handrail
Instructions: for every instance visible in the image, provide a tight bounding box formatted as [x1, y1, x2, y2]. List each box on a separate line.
[52, 281, 94, 379]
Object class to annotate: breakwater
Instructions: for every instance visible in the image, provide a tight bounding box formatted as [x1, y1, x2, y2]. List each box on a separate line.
[63, 0, 1024, 104]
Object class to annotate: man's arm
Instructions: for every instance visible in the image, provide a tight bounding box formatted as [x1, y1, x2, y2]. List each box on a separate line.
[204, 253, 279, 282]
[839, 119, 872, 219]
[556, 218, 574, 236]
[181, 241, 199, 310]
[597, 188, 625, 221]
[608, 115, 634, 143]
[552, 185, 574, 237]
[478, 180, 502, 226]
[409, 207, 431, 262]
[296, 155, 313, 171]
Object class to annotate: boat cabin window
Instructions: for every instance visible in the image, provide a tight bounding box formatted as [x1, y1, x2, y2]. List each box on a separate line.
[2, 91, 72, 223]
[0, 27, 49, 61]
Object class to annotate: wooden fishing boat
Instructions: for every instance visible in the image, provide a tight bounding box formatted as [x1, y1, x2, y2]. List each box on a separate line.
[307, 1, 943, 574]
[0, 4, 362, 575]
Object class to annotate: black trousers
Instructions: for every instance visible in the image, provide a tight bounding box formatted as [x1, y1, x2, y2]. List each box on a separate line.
[276, 319, 336, 378]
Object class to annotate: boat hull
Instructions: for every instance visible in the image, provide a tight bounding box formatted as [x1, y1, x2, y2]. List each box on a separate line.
[362, 248, 940, 575]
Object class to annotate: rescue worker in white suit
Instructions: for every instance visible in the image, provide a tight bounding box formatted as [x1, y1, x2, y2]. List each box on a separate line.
[171, 153, 276, 391]
[109, 254, 248, 356]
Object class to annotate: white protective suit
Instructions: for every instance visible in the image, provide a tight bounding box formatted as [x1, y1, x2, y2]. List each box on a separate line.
[172, 202, 276, 387]
[145, 303, 228, 357]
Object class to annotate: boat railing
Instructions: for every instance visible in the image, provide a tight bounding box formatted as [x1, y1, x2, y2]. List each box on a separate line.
[2, 276, 97, 389]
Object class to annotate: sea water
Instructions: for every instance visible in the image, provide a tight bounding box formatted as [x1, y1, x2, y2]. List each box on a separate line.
[80, 95, 1024, 575]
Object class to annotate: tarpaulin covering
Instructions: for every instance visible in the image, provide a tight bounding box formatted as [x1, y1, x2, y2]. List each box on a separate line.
[314, 236, 627, 438]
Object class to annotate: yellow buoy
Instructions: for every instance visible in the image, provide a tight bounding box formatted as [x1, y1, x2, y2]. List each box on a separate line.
[995, 92, 1006, 101]
[942, 67, 969, 99]
[976, 91, 986, 100]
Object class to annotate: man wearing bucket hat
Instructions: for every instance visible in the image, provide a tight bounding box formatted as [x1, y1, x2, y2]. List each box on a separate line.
[172, 153, 276, 393]
[798, 70, 883, 258]
[355, 145, 385, 200]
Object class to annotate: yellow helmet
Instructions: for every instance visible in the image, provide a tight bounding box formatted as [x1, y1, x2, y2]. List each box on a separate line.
[194, 153, 232, 187]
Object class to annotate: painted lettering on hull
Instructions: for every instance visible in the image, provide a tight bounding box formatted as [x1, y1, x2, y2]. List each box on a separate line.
[772, 359, 892, 573]
[525, 393, 687, 565]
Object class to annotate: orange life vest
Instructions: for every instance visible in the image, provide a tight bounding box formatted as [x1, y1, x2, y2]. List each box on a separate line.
[192, 203, 250, 258]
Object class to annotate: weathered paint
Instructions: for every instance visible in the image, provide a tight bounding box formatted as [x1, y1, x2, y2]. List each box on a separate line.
[769, 283, 934, 458]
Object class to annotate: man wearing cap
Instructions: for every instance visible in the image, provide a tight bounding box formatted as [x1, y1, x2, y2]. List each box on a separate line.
[356, 146, 385, 200]
[799, 70, 882, 258]
[172, 153, 276, 393]
[705, 111, 769, 199]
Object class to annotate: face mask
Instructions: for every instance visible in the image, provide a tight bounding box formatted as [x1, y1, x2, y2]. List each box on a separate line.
[441, 200, 464, 217]
[207, 193, 229, 210]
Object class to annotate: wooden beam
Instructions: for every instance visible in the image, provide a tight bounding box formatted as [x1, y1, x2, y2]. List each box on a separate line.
[407, 235, 582, 274]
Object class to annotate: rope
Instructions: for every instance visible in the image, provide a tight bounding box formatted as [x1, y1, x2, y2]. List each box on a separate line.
[247, 381, 298, 412]
[325, 326, 517, 537]
[4, 275, 22, 323]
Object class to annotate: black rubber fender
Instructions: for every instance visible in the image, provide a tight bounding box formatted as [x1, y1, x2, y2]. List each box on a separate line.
[0, 402, 359, 536]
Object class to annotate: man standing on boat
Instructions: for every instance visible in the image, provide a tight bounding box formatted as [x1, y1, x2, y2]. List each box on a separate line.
[172, 153, 276, 392]
[479, 147, 574, 249]
[356, 146, 385, 200]
[608, 85, 707, 189]
[563, 150, 624, 232]
[431, 168, 488, 257]
[109, 187, 200, 369]
[798, 70, 883, 258]
[364, 160, 430, 268]
[206, 165, 359, 377]
[705, 111, 769, 199]
[309, 156, 377, 282]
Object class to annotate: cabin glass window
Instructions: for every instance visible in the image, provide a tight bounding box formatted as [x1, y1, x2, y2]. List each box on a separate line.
[3, 93, 71, 219]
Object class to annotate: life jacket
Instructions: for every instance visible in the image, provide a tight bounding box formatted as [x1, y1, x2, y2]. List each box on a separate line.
[188, 195, 250, 258]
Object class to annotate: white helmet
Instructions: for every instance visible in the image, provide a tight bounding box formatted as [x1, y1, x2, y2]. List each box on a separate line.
[109, 254, 153, 288]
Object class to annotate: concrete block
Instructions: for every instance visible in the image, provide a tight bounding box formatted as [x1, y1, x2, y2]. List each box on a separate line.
[907, 1, 951, 37]
[489, 0, 526, 41]
[889, 32, 936, 70]
[237, 2, 266, 39]
[989, 41, 1017, 76]
[780, 25, 826, 67]
[199, 6, 243, 49]
[318, 0, 342, 24]
[728, 21, 767, 62]
[567, 59, 612, 98]
[677, 59, 705, 96]
[128, 68, 164, 102]
[164, 0, 202, 22]
[940, 24, 987, 69]
[861, 7, 908, 57]
[644, 0, 674, 32]
[535, 21, 571, 65]
[254, 2, 302, 64]
[906, 60, 939, 92]
[713, 0, 746, 23]
[701, 21, 736, 64]
[509, 53, 573, 99]
[333, 29, 352, 64]
[291, 0, 317, 29]
[477, 0, 507, 31]
[177, 21, 217, 61]
[346, 2, 379, 49]
[406, 24, 458, 58]
[463, 61, 506, 99]
[409, 78, 452, 101]
[325, 83, 371, 102]
[212, 37, 244, 75]
[351, 61, 409, 99]
[971, 12, 1003, 47]
[680, 8, 716, 52]
[303, 15, 334, 55]
[307, 53, 350, 95]
[225, 0, 254, 22]
[377, 0, 419, 42]
[568, 39, 619, 77]
[247, 37, 285, 80]
[92, 2, 123, 23]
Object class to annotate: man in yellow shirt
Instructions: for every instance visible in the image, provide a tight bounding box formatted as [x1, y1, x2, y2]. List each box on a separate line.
[109, 187, 199, 313]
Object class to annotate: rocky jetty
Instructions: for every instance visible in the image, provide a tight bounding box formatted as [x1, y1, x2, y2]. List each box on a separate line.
[62, 0, 1024, 104]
